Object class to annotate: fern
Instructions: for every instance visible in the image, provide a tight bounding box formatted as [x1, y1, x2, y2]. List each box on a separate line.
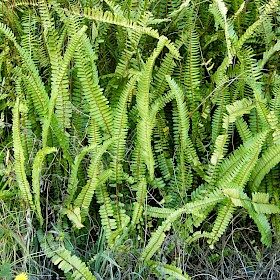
[74, 138, 116, 214]
[250, 143, 280, 192]
[12, 98, 34, 208]
[77, 6, 180, 58]
[64, 145, 98, 208]
[0, 22, 49, 119]
[141, 191, 224, 263]
[37, 230, 96, 279]
[217, 131, 268, 189]
[148, 260, 191, 280]
[223, 186, 280, 246]
[95, 173, 118, 243]
[208, 199, 235, 247]
[68, 19, 114, 136]
[32, 147, 57, 226]
[131, 178, 146, 225]
[41, 25, 87, 147]
[136, 37, 167, 178]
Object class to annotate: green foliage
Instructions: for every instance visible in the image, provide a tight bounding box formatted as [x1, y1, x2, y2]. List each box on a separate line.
[37, 230, 95, 279]
[1, 0, 280, 278]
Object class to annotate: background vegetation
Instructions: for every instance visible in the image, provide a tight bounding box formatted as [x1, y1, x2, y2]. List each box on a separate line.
[0, 0, 280, 279]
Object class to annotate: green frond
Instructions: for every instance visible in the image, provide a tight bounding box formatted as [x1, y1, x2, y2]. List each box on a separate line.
[130, 144, 146, 183]
[205, 133, 229, 191]
[39, 1, 61, 81]
[223, 186, 276, 246]
[149, 260, 191, 280]
[183, 28, 201, 106]
[222, 98, 255, 129]
[131, 178, 146, 225]
[42, 25, 87, 147]
[18, 102, 34, 167]
[136, 37, 167, 178]
[153, 115, 174, 180]
[249, 211, 272, 246]
[208, 199, 235, 247]
[235, 117, 252, 142]
[236, 0, 280, 50]
[65, 145, 98, 208]
[114, 28, 142, 77]
[95, 177, 118, 242]
[252, 192, 280, 214]
[141, 191, 224, 263]
[68, 20, 114, 136]
[150, 91, 175, 125]
[12, 99, 34, 208]
[210, 134, 228, 165]
[37, 230, 96, 279]
[259, 40, 280, 69]
[77, 6, 180, 58]
[186, 230, 214, 245]
[250, 143, 280, 192]
[0, 22, 49, 119]
[166, 76, 202, 174]
[87, 119, 102, 146]
[110, 74, 138, 184]
[32, 147, 57, 226]
[152, 41, 180, 97]
[74, 138, 116, 214]
[211, 89, 230, 142]
[145, 206, 174, 219]
[217, 131, 268, 189]
[209, 0, 237, 64]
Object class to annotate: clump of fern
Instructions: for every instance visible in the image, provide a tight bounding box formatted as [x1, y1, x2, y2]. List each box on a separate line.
[0, 0, 280, 279]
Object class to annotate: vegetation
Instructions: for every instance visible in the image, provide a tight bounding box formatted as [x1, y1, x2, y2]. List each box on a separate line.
[0, 0, 280, 279]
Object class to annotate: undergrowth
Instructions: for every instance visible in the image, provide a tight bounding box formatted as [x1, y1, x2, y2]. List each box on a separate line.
[0, 0, 280, 279]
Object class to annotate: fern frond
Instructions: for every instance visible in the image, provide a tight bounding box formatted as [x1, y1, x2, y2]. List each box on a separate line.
[250, 143, 280, 192]
[166, 76, 203, 174]
[249, 211, 272, 246]
[32, 147, 57, 226]
[110, 74, 138, 184]
[208, 199, 235, 247]
[153, 114, 174, 180]
[67, 19, 114, 136]
[210, 134, 228, 166]
[42, 25, 87, 147]
[95, 174, 118, 242]
[0, 22, 49, 119]
[217, 131, 268, 189]
[141, 191, 224, 263]
[209, 0, 237, 64]
[12, 99, 34, 208]
[65, 145, 98, 207]
[136, 37, 167, 178]
[131, 178, 146, 225]
[145, 206, 175, 219]
[152, 41, 180, 97]
[37, 230, 95, 279]
[223, 187, 276, 246]
[74, 138, 116, 214]
[236, 0, 280, 50]
[252, 192, 280, 214]
[150, 91, 175, 125]
[149, 260, 191, 280]
[259, 40, 280, 69]
[75, 6, 180, 58]
[235, 117, 252, 142]
[222, 98, 255, 129]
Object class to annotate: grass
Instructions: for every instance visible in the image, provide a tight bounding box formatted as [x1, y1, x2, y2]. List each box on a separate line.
[1, 204, 279, 279]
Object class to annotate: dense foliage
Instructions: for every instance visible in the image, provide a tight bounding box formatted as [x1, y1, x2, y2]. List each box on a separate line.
[0, 0, 280, 279]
